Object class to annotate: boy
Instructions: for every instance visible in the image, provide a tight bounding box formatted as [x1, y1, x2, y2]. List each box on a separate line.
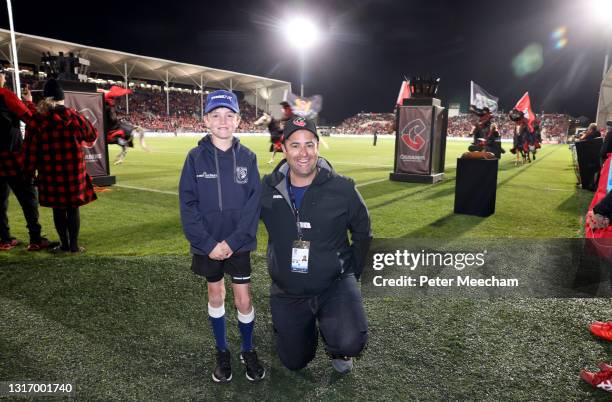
[179, 90, 264, 383]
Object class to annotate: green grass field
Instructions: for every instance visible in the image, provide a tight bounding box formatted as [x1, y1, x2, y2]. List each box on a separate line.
[1, 136, 611, 400]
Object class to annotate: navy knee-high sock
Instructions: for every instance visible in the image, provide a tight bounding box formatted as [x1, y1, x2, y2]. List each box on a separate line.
[237, 307, 255, 352]
[208, 303, 228, 351]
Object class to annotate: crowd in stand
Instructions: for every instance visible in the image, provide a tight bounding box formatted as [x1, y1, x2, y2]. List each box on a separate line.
[333, 112, 395, 134]
[7, 75, 575, 141]
[330, 110, 570, 142]
[446, 112, 570, 142]
[111, 88, 265, 132]
[539, 113, 571, 141]
[447, 113, 517, 138]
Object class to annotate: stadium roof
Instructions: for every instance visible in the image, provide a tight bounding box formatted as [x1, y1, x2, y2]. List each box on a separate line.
[0, 28, 290, 95]
[597, 67, 612, 128]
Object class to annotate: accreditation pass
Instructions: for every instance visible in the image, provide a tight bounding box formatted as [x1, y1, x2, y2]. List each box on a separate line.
[291, 240, 310, 273]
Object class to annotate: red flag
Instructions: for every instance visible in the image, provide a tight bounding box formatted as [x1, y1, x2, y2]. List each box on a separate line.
[514, 92, 535, 132]
[396, 81, 411, 106]
[104, 85, 132, 101]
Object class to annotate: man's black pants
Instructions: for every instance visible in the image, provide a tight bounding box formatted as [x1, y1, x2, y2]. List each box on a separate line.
[270, 274, 368, 371]
[0, 176, 41, 243]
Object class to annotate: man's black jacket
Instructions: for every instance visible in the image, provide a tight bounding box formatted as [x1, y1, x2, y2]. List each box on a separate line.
[261, 158, 372, 297]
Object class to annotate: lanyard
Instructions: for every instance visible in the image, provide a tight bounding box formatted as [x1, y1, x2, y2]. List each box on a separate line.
[287, 174, 304, 240]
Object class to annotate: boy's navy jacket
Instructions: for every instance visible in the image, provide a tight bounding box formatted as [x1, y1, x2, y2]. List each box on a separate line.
[179, 135, 261, 256]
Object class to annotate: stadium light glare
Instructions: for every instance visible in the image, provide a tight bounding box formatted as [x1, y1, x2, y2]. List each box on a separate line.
[588, 0, 612, 78]
[589, 0, 612, 24]
[282, 16, 322, 97]
[283, 17, 320, 49]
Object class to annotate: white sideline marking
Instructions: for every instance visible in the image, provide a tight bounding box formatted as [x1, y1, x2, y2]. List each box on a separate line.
[116, 184, 178, 195]
[333, 161, 393, 168]
[115, 177, 388, 195]
[503, 185, 567, 192]
[141, 151, 395, 168]
[357, 178, 387, 187]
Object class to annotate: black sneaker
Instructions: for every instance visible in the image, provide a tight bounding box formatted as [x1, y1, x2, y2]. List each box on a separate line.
[212, 349, 232, 383]
[240, 350, 265, 382]
[331, 355, 353, 374]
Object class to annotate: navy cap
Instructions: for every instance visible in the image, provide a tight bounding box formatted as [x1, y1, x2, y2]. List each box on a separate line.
[204, 90, 239, 113]
[283, 116, 319, 142]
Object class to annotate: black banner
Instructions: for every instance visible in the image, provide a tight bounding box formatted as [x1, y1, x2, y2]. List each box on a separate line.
[396, 107, 432, 174]
[64, 92, 107, 177]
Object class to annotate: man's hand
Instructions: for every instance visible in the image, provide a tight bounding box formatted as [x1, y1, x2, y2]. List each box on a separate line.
[587, 211, 610, 230]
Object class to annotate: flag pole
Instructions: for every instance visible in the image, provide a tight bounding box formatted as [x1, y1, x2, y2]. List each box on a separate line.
[6, 0, 21, 99]
[470, 81, 473, 106]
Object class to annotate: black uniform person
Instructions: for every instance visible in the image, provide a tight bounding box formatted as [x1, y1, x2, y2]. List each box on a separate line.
[260, 116, 371, 373]
[0, 70, 53, 251]
[580, 123, 601, 141]
[600, 121, 612, 165]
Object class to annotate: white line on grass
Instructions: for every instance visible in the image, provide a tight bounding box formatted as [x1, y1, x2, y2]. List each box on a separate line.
[115, 177, 388, 195]
[357, 178, 387, 187]
[144, 151, 395, 168]
[333, 161, 393, 168]
[115, 184, 179, 195]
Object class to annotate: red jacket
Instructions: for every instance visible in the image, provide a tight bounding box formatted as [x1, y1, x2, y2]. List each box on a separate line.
[0, 87, 35, 177]
[22, 106, 98, 207]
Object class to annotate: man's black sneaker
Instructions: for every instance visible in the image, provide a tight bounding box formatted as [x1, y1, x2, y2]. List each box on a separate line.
[240, 350, 265, 381]
[212, 349, 232, 383]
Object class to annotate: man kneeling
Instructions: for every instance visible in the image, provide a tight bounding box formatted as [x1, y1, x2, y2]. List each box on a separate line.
[260, 116, 372, 373]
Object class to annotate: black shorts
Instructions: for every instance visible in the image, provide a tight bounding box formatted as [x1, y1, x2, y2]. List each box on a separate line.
[191, 251, 252, 284]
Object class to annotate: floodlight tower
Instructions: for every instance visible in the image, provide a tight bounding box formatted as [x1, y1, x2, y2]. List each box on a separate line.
[284, 17, 321, 97]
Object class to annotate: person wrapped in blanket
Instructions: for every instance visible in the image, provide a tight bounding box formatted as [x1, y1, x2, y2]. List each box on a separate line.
[22, 79, 98, 253]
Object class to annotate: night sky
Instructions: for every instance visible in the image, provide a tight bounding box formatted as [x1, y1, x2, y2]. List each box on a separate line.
[2, 0, 608, 124]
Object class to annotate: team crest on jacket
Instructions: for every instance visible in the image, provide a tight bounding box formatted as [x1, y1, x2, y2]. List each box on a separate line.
[236, 166, 248, 184]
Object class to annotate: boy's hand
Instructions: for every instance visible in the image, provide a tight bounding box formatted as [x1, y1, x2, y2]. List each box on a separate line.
[220, 241, 233, 259]
[209, 243, 229, 260]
